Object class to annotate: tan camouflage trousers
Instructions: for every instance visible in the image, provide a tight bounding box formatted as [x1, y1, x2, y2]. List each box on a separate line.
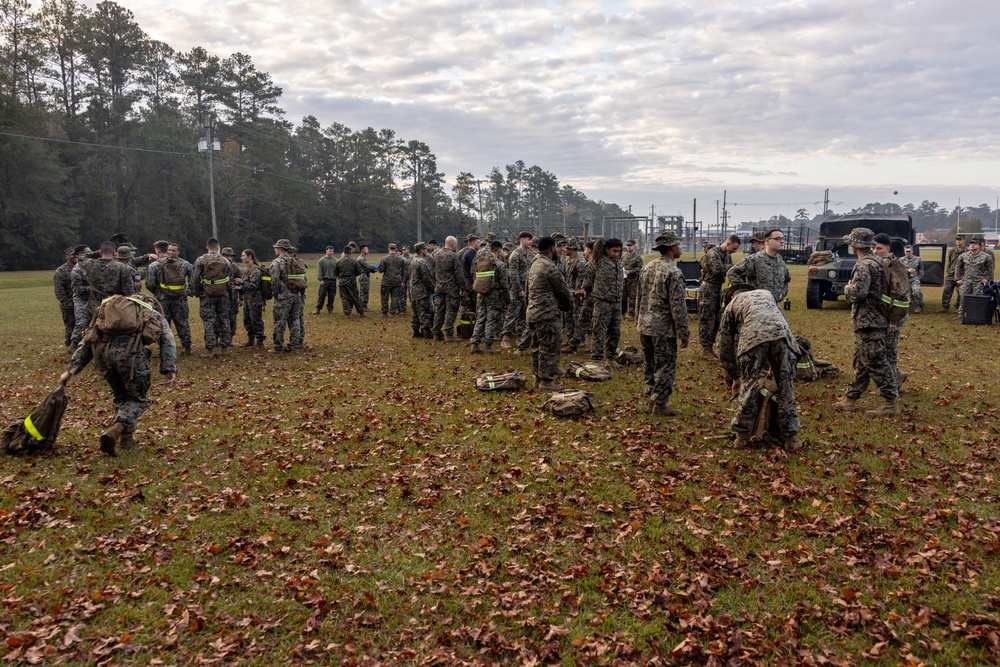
[845, 327, 897, 400]
[640, 334, 678, 403]
[733, 340, 800, 437]
[529, 319, 563, 381]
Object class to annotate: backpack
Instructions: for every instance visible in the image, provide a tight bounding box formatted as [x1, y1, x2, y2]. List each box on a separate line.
[472, 254, 497, 294]
[475, 372, 527, 391]
[616, 346, 644, 366]
[566, 361, 613, 382]
[285, 255, 307, 293]
[158, 257, 187, 297]
[260, 264, 273, 300]
[793, 336, 841, 382]
[541, 390, 595, 417]
[1, 386, 69, 456]
[91, 294, 162, 345]
[861, 255, 911, 324]
[201, 255, 231, 296]
[457, 297, 476, 339]
[749, 377, 783, 446]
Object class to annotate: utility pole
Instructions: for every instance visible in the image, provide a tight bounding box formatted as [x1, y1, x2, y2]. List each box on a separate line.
[693, 199, 697, 258]
[823, 189, 830, 219]
[473, 179, 486, 235]
[197, 108, 220, 239]
[722, 190, 728, 239]
[415, 160, 423, 242]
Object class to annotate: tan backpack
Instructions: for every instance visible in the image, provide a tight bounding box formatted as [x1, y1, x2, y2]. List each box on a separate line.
[475, 372, 527, 391]
[285, 255, 308, 293]
[472, 254, 497, 294]
[541, 390, 594, 417]
[201, 255, 231, 296]
[566, 361, 612, 382]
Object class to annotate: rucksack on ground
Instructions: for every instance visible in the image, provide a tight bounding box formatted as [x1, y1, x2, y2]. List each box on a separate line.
[566, 361, 612, 382]
[285, 256, 307, 293]
[861, 255, 911, 324]
[201, 255, 231, 296]
[1, 386, 68, 456]
[616, 346, 643, 366]
[472, 254, 497, 294]
[540, 390, 594, 417]
[158, 257, 187, 297]
[457, 298, 476, 339]
[794, 336, 840, 382]
[475, 372, 527, 391]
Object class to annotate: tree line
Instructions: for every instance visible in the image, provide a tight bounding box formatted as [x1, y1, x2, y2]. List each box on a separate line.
[0, 0, 631, 270]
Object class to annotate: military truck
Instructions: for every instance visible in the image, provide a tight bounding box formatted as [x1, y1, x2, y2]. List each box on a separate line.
[805, 214, 946, 309]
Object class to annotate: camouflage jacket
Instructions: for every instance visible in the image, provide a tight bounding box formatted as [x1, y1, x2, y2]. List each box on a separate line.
[475, 251, 510, 299]
[357, 255, 373, 285]
[699, 246, 732, 286]
[622, 250, 643, 282]
[408, 256, 435, 300]
[526, 255, 574, 324]
[317, 256, 338, 283]
[899, 256, 923, 283]
[335, 256, 362, 286]
[433, 248, 464, 294]
[268, 255, 292, 300]
[145, 255, 194, 299]
[68, 308, 177, 377]
[583, 238, 623, 303]
[717, 290, 798, 380]
[726, 251, 790, 302]
[945, 246, 968, 279]
[191, 252, 233, 298]
[75, 258, 135, 307]
[507, 247, 531, 297]
[241, 264, 263, 298]
[956, 251, 994, 286]
[566, 255, 588, 290]
[636, 257, 689, 340]
[54, 262, 74, 307]
[844, 253, 888, 331]
[379, 253, 406, 287]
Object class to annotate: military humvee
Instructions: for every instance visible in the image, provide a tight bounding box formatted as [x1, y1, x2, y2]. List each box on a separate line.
[805, 214, 946, 309]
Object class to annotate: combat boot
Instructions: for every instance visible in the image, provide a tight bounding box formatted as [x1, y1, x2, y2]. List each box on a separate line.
[834, 396, 857, 412]
[500, 337, 512, 350]
[434, 333, 445, 342]
[733, 432, 751, 449]
[650, 399, 681, 416]
[182, 345, 192, 356]
[561, 342, 577, 354]
[485, 342, 500, 354]
[443, 335, 459, 343]
[471, 343, 483, 354]
[118, 430, 136, 451]
[897, 371, 909, 389]
[255, 338, 265, 347]
[700, 345, 717, 360]
[423, 329, 434, 339]
[538, 379, 565, 391]
[866, 398, 899, 415]
[310, 309, 320, 315]
[241, 338, 255, 348]
[783, 434, 803, 452]
[412, 329, 422, 338]
[99, 422, 124, 457]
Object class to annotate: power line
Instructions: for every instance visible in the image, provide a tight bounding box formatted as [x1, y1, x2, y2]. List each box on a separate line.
[0, 130, 200, 158]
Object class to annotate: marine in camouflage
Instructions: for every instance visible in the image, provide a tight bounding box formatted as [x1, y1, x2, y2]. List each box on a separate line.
[637, 254, 689, 403]
[526, 253, 574, 381]
[843, 251, 897, 399]
[698, 244, 732, 348]
[726, 251, 791, 303]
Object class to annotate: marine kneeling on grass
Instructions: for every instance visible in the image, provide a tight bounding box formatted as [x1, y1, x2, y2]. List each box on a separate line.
[60, 294, 177, 457]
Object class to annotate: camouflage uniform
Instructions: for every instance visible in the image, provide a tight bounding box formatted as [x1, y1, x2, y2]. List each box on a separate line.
[470, 251, 509, 347]
[844, 254, 897, 400]
[432, 247, 464, 337]
[526, 255, 574, 381]
[637, 256, 689, 404]
[145, 256, 194, 351]
[378, 253, 407, 315]
[563, 252, 587, 342]
[726, 251, 791, 303]
[335, 256, 365, 315]
[502, 246, 531, 344]
[69, 265, 92, 346]
[409, 253, 435, 335]
[269, 255, 304, 351]
[241, 263, 266, 343]
[698, 245, 732, 348]
[569, 258, 596, 349]
[400, 252, 412, 312]
[956, 250, 994, 309]
[718, 290, 800, 438]
[622, 248, 644, 317]
[899, 254, 924, 311]
[191, 252, 233, 350]
[941, 245, 967, 310]
[357, 254, 373, 312]
[316, 255, 338, 312]
[289, 253, 307, 351]
[54, 260, 76, 346]
[582, 238, 623, 361]
[226, 260, 243, 337]
[67, 307, 177, 436]
[71, 258, 136, 344]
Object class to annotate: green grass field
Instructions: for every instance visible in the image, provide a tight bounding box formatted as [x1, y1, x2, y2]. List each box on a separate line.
[1, 261, 999, 665]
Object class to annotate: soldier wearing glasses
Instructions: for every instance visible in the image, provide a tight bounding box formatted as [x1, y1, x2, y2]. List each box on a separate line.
[725, 228, 791, 303]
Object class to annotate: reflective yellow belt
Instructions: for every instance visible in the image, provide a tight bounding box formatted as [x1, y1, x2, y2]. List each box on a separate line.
[23, 415, 44, 441]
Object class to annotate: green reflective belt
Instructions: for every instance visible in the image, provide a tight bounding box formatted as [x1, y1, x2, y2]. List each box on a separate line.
[202, 277, 230, 285]
[796, 362, 813, 369]
[488, 381, 497, 389]
[475, 271, 495, 278]
[287, 274, 306, 280]
[160, 283, 185, 291]
[102, 295, 153, 310]
[880, 294, 909, 308]
[261, 275, 271, 282]
[459, 319, 473, 325]
[23, 415, 44, 441]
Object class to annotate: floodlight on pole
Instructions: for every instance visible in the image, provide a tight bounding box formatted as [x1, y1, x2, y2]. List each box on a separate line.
[197, 108, 220, 239]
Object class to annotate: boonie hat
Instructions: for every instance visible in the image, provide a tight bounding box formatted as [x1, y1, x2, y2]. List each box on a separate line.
[221, 247, 235, 256]
[843, 227, 875, 249]
[652, 231, 682, 250]
[273, 238, 294, 250]
[115, 246, 134, 259]
[413, 242, 427, 252]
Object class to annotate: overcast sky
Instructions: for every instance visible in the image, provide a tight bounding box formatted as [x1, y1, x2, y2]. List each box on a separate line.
[89, 0, 1000, 225]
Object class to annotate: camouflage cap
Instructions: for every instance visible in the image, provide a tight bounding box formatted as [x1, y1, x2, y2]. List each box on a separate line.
[626, 239, 636, 246]
[502, 242, 514, 251]
[565, 237, 581, 250]
[843, 227, 875, 249]
[551, 232, 566, 242]
[115, 245, 134, 259]
[903, 245, 913, 251]
[530, 237, 539, 248]
[956, 234, 966, 240]
[750, 230, 767, 243]
[970, 235, 986, 244]
[220, 247, 235, 256]
[388, 243, 397, 250]
[652, 230, 682, 250]
[273, 238, 294, 250]
[413, 241, 427, 252]
[485, 231, 497, 242]
[64, 247, 75, 256]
